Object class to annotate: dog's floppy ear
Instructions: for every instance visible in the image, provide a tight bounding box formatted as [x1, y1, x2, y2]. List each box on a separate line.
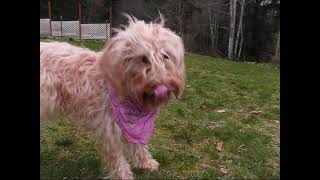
[103, 38, 127, 57]
[99, 38, 129, 97]
[100, 37, 131, 70]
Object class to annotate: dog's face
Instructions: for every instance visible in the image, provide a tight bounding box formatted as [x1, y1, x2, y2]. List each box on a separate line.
[100, 15, 185, 110]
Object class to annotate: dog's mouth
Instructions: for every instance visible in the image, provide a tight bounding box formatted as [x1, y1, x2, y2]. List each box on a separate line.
[142, 91, 169, 104]
[141, 84, 178, 109]
[142, 91, 169, 105]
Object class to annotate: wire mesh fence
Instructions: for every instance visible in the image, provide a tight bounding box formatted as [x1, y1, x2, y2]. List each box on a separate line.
[81, 23, 110, 40]
[40, 19, 51, 36]
[40, 18, 110, 40]
[51, 20, 61, 36]
[61, 21, 80, 38]
[40, 0, 112, 40]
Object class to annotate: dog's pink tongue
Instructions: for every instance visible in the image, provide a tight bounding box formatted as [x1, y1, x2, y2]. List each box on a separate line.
[154, 85, 168, 100]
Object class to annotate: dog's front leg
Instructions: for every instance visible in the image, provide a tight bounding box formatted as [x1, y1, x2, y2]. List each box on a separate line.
[129, 144, 159, 172]
[96, 118, 134, 179]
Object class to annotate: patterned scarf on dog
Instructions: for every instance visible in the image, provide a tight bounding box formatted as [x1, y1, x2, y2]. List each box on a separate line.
[108, 89, 159, 144]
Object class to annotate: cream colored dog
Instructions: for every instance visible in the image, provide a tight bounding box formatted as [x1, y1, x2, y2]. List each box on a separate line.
[40, 15, 185, 179]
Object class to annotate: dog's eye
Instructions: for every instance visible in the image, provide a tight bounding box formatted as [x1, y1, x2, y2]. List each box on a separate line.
[163, 54, 169, 60]
[141, 56, 150, 64]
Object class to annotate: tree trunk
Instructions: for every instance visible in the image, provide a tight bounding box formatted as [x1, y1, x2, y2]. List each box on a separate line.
[271, 30, 280, 64]
[214, 13, 218, 53]
[228, 0, 236, 60]
[237, 24, 244, 60]
[234, 0, 245, 60]
[208, 6, 215, 54]
[177, 0, 184, 38]
[275, 30, 280, 57]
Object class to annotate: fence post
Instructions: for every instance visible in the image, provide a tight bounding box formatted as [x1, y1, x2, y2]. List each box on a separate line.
[60, 16, 62, 38]
[48, 0, 52, 36]
[78, 0, 82, 40]
[109, 6, 112, 39]
[106, 19, 108, 39]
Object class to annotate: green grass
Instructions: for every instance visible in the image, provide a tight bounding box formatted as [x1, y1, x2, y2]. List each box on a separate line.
[40, 38, 280, 179]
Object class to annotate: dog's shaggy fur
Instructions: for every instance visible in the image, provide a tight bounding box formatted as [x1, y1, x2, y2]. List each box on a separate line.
[40, 15, 185, 179]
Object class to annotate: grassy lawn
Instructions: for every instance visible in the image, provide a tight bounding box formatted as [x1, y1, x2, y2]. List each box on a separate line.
[40, 38, 280, 179]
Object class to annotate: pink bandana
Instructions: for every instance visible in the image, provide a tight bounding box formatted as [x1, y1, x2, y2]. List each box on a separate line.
[108, 90, 159, 144]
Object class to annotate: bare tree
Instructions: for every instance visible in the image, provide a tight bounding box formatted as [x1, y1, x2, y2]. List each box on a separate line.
[208, 3, 220, 54]
[208, 6, 215, 53]
[110, 0, 280, 62]
[176, 0, 184, 37]
[228, 0, 236, 60]
[234, 0, 245, 60]
[271, 30, 280, 64]
[237, 20, 244, 60]
[275, 30, 280, 57]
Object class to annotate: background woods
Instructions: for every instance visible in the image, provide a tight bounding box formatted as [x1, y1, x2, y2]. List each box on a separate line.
[40, 0, 280, 63]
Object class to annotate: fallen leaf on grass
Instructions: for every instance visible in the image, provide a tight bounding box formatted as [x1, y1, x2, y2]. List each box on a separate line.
[198, 120, 225, 129]
[186, 85, 192, 88]
[220, 167, 228, 174]
[250, 110, 263, 115]
[217, 109, 226, 113]
[219, 165, 229, 174]
[216, 141, 223, 151]
[226, 160, 233, 165]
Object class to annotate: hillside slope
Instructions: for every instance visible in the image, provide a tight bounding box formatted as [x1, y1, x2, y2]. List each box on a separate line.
[40, 39, 280, 179]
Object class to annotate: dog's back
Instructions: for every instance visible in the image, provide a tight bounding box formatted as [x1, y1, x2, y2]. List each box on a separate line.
[40, 42, 105, 122]
[40, 42, 71, 120]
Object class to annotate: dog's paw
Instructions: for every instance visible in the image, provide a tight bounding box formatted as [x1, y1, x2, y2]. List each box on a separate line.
[112, 165, 134, 180]
[140, 159, 159, 172]
[113, 171, 134, 180]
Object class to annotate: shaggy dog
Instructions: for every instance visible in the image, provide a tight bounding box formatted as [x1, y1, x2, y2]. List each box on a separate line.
[40, 15, 185, 179]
